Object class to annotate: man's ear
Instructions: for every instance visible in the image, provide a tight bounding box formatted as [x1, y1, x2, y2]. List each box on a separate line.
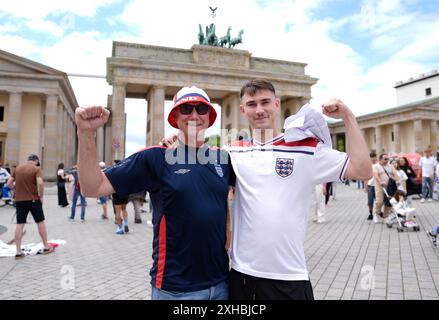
[275, 98, 280, 111]
[239, 104, 245, 114]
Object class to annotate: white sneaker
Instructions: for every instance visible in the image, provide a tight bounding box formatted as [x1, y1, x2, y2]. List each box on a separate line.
[427, 198, 433, 202]
[373, 214, 380, 224]
[316, 218, 326, 224]
[420, 198, 425, 203]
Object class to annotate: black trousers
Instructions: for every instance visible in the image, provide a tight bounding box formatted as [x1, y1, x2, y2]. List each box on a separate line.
[229, 269, 314, 300]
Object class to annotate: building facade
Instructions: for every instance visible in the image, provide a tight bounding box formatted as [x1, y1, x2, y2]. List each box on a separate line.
[329, 71, 439, 154]
[0, 49, 78, 180]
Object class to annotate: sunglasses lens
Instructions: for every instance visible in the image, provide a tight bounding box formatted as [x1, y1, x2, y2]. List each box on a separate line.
[195, 104, 209, 115]
[179, 104, 209, 115]
[179, 104, 193, 115]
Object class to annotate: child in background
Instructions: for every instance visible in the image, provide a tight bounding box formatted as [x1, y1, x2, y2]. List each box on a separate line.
[389, 190, 417, 228]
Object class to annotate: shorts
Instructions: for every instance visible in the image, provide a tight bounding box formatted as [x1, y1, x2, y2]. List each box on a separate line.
[112, 194, 129, 205]
[229, 269, 314, 300]
[16, 200, 45, 224]
[99, 196, 108, 204]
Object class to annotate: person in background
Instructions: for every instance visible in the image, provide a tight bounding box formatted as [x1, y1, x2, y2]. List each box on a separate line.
[419, 148, 437, 203]
[391, 159, 408, 193]
[56, 163, 69, 207]
[69, 165, 86, 222]
[6, 154, 54, 258]
[98, 161, 109, 220]
[365, 152, 377, 220]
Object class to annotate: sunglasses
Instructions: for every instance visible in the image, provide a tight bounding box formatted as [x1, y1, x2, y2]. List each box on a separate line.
[179, 103, 209, 115]
[383, 158, 389, 161]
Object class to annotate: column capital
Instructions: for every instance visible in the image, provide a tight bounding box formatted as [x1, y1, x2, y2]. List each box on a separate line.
[112, 81, 127, 88]
[9, 91, 23, 96]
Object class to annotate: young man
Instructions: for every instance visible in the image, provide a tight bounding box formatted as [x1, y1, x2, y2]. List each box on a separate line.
[226, 79, 372, 300]
[6, 154, 54, 258]
[419, 148, 437, 203]
[75, 86, 234, 300]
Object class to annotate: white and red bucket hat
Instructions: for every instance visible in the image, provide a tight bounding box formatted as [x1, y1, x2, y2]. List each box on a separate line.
[167, 86, 217, 128]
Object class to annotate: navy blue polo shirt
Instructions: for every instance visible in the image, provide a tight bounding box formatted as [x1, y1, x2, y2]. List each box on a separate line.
[105, 144, 235, 292]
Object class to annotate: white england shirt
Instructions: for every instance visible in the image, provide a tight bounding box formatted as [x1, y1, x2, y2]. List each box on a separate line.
[226, 134, 350, 281]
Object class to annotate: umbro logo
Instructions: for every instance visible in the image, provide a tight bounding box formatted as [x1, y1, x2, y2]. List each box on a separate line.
[174, 169, 191, 175]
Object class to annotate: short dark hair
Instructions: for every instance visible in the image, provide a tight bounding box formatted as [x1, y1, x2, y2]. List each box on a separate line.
[240, 79, 275, 99]
[379, 154, 388, 160]
[369, 152, 377, 158]
[27, 154, 39, 162]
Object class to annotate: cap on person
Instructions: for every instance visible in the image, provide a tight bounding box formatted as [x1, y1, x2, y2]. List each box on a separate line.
[167, 86, 217, 129]
[27, 154, 39, 162]
[99, 161, 106, 169]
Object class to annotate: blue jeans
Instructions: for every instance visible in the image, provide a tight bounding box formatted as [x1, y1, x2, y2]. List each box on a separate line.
[422, 177, 433, 199]
[70, 188, 86, 220]
[151, 280, 228, 300]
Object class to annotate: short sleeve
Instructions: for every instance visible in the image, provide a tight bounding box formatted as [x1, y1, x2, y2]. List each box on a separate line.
[104, 147, 165, 196]
[36, 168, 43, 178]
[312, 143, 350, 184]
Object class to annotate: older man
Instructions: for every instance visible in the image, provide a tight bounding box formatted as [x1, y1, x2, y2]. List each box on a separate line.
[75, 86, 234, 300]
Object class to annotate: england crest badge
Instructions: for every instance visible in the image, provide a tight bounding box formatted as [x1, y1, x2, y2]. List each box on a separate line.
[275, 158, 294, 178]
[214, 163, 224, 177]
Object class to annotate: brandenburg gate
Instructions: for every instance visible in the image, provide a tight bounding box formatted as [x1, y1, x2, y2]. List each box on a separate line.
[104, 41, 317, 161]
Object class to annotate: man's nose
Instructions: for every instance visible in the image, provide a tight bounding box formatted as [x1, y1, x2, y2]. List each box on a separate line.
[255, 103, 265, 114]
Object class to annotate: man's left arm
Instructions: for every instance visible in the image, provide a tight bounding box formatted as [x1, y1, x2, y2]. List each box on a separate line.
[6, 176, 14, 189]
[322, 98, 372, 181]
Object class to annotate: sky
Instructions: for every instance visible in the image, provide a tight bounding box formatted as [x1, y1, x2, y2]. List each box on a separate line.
[1, 0, 438, 157]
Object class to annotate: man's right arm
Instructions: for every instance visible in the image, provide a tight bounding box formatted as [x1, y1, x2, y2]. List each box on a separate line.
[76, 106, 114, 197]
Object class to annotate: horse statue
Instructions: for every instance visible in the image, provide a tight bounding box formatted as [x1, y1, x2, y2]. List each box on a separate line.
[229, 29, 244, 48]
[198, 24, 206, 44]
[205, 23, 218, 46]
[218, 26, 231, 47]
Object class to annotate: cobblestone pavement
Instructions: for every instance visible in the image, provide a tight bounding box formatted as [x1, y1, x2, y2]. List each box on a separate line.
[0, 183, 438, 300]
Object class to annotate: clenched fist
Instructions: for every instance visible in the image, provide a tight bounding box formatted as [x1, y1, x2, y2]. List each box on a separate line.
[322, 98, 354, 120]
[75, 106, 110, 133]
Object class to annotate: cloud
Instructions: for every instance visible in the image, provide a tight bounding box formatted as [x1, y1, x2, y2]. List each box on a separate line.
[39, 31, 112, 74]
[0, 0, 121, 37]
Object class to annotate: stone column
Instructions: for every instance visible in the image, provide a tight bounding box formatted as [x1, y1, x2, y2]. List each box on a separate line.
[413, 119, 423, 154]
[146, 86, 165, 147]
[331, 133, 337, 150]
[57, 102, 64, 165]
[5, 92, 23, 166]
[430, 120, 438, 150]
[393, 123, 401, 153]
[66, 115, 73, 168]
[44, 95, 59, 180]
[97, 127, 105, 162]
[375, 126, 382, 155]
[111, 83, 126, 160]
[62, 110, 68, 165]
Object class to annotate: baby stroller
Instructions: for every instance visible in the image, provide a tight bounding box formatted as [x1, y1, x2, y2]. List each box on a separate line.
[383, 188, 420, 232]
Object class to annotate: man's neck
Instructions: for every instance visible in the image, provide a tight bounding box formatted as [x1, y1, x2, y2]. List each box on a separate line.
[251, 128, 280, 143]
[178, 133, 205, 148]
